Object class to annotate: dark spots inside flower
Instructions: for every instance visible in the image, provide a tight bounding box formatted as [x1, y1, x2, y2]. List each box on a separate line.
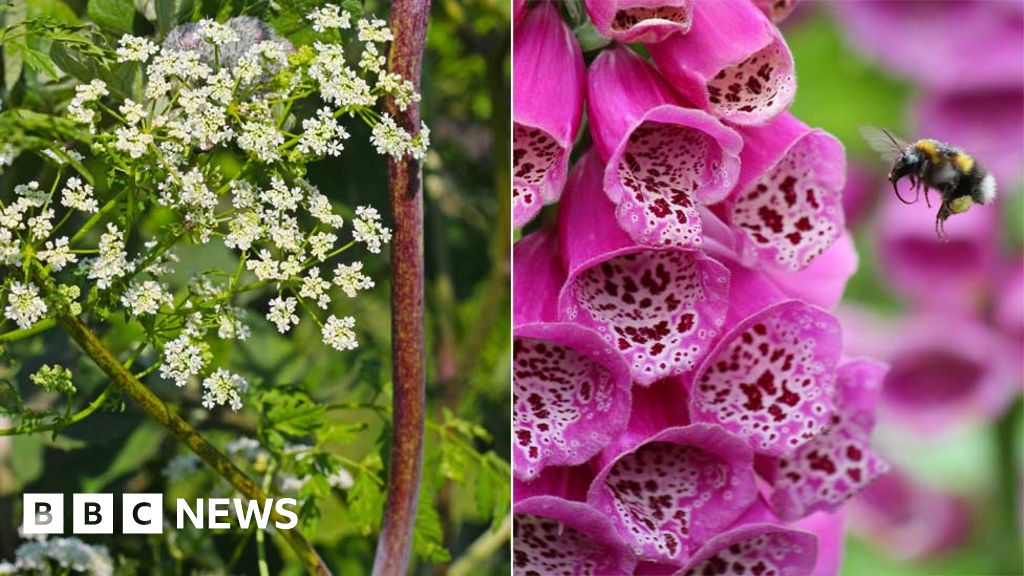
[514, 124, 561, 185]
[513, 513, 613, 575]
[706, 38, 791, 119]
[612, 6, 691, 31]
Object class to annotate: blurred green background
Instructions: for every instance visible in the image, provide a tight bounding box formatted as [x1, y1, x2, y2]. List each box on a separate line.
[0, 0, 510, 574]
[785, 5, 1022, 576]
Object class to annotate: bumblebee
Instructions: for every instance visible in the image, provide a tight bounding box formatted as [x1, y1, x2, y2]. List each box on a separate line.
[861, 126, 997, 240]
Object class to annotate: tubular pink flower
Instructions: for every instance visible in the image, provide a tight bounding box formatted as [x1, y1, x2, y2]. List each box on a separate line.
[584, 0, 693, 44]
[833, 1, 1024, 92]
[513, 229, 633, 481]
[725, 113, 847, 273]
[514, 496, 638, 576]
[598, 377, 692, 460]
[513, 462, 595, 503]
[848, 469, 972, 560]
[586, 46, 743, 248]
[587, 424, 758, 567]
[765, 232, 858, 310]
[512, 0, 526, 24]
[513, 2, 585, 228]
[648, 0, 796, 126]
[676, 522, 818, 576]
[878, 314, 1015, 435]
[877, 189, 998, 312]
[688, 301, 843, 457]
[557, 152, 731, 386]
[764, 359, 890, 521]
[750, 0, 800, 24]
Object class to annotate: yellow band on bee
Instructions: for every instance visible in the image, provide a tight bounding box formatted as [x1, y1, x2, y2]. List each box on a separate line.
[915, 139, 939, 162]
[954, 153, 974, 173]
[950, 196, 972, 214]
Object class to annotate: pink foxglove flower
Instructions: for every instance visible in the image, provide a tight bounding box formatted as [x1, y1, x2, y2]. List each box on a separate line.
[513, 228, 633, 481]
[557, 152, 731, 386]
[688, 300, 843, 457]
[513, 2, 585, 228]
[513, 496, 638, 576]
[512, 0, 526, 24]
[762, 359, 890, 520]
[877, 188, 998, 312]
[849, 468, 972, 560]
[724, 112, 847, 273]
[587, 424, 758, 567]
[584, 0, 692, 44]
[648, 0, 796, 125]
[586, 46, 743, 248]
[833, 1, 1024, 92]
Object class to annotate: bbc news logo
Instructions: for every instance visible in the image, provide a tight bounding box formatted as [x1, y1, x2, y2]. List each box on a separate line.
[23, 494, 299, 534]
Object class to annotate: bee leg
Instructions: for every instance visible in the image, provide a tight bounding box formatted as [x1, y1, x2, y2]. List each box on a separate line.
[935, 203, 950, 242]
[892, 178, 917, 204]
[923, 186, 933, 209]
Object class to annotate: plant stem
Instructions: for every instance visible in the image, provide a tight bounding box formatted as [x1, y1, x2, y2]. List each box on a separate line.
[994, 396, 1023, 575]
[372, 2, 431, 575]
[0, 318, 56, 343]
[447, 515, 511, 576]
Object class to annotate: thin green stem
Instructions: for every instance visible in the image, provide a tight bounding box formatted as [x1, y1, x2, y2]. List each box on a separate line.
[0, 318, 57, 343]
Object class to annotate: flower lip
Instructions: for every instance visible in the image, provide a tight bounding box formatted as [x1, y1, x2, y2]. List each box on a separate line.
[514, 496, 638, 576]
[585, 0, 693, 44]
[688, 300, 842, 457]
[558, 152, 731, 386]
[648, 0, 795, 125]
[676, 522, 819, 576]
[587, 423, 758, 567]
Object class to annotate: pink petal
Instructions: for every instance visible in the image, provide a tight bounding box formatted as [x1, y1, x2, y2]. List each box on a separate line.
[514, 463, 596, 503]
[765, 359, 890, 521]
[727, 113, 847, 273]
[513, 2, 585, 228]
[689, 301, 843, 457]
[514, 231, 634, 480]
[677, 523, 818, 576]
[588, 424, 758, 567]
[877, 183, 999, 312]
[765, 232, 858, 310]
[558, 152, 731, 386]
[514, 496, 639, 576]
[750, 0, 801, 23]
[789, 511, 844, 576]
[587, 47, 743, 247]
[599, 377, 692, 460]
[649, 0, 795, 125]
[585, 0, 693, 44]
[512, 0, 526, 24]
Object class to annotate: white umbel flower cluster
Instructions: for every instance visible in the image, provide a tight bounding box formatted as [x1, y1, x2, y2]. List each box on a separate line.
[0, 537, 113, 576]
[116, 34, 159, 63]
[3, 281, 47, 329]
[351, 205, 392, 254]
[201, 368, 248, 411]
[322, 314, 358, 351]
[121, 280, 173, 316]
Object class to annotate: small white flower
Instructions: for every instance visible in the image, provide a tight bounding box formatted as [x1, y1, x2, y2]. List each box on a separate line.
[160, 333, 207, 387]
[376, 71, 420, 111]
[113, 125, 154, 159]
[267, 296, 299, 333]
[333, 261, 374, 298]
[307, 4, 351, 32]
[121, 280, 172, 316]
[262, 177, 303, 212]
[237, 119, 283, 163]
[216, 306, 251, 340]
[370, 113, 414, 159]
[246, 249, 284, 281]
[15, 181, 46, 207]
[309, 231, 337, 261]
[299, 267, 332, 309]
[38, 237, 77, 271]
[225, 211, 263, 251]
[298, 107, 349, 157]
[4, 281, 47, 329]
[322, 315, 357, 351]
[0, 229, 20, 266]
[201, 368, 248, 411]
[84, 223, 131, 289]
[61, 177, 98, 213]
[116, 34, 159, 62]
[8, 537, 113, 576]
[357, 17, 394, 43]
[327, 466, 354, 489]
[352, 205, 392, 254]
[67, 80, 108, 129]
[197, 19, 240, 46]
[27, 209, 54, 240]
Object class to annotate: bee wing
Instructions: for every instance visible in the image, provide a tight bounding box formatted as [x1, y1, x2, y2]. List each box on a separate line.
[860, 125, 908, 162]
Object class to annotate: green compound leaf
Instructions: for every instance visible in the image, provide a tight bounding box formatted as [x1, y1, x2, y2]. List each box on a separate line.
[87, 0, 136, 35]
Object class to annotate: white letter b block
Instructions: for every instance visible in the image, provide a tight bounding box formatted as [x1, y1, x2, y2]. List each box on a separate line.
[23, 494, 63, 535]
[73, 493, 113, 534]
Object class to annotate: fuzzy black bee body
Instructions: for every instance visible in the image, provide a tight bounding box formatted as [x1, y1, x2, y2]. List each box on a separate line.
[861, 127, 997, 239]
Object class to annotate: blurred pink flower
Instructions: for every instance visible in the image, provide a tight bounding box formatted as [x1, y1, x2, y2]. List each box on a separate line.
[586, 46, 743, 248]
[649, 0, 796, 125]
[848, 469, 972, 560]
[750, 0, 800, 24]
[584, 0, 692, 44]
[833, 0, 1024, 92]
[513, 2, 585, 228]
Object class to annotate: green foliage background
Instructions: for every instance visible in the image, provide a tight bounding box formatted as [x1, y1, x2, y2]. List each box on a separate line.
[0, 0, 510, 574]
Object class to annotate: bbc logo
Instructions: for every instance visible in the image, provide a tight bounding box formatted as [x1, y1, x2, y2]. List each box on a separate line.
[23, 494, 163, 535]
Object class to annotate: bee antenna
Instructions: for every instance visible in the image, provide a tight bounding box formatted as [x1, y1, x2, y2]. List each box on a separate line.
[881, 128, 901, 148]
